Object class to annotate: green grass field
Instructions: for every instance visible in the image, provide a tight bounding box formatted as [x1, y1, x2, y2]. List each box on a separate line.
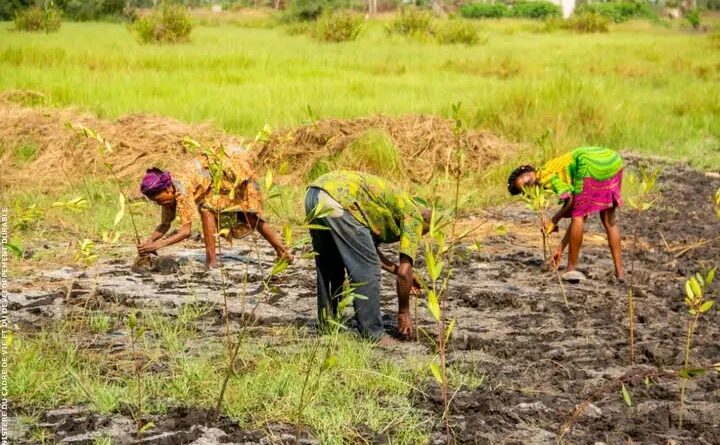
[2, 16, 720, 168]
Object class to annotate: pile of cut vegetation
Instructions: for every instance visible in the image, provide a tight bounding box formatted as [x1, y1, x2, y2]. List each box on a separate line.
[255, 115, 521, 183]
[0, 99, 242, 190]
[1, 95, 520, 190]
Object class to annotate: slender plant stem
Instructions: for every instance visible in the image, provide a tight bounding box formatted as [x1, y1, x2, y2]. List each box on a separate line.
[295, 341, 321, 444]
[129, 328, 142, 435]
[414, 292, 419, 343]
[678, 313, 699, 429]
[628, 213, 640, 364]
[539, 211, 568, 307]
[110, 170, 140, 245]
[215, 211, 232, 357]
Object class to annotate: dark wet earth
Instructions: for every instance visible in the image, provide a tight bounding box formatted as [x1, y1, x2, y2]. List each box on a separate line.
[8, 158, 720, 444]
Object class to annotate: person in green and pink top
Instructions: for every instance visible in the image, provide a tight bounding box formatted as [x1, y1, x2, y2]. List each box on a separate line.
[507, 146, 625, 283]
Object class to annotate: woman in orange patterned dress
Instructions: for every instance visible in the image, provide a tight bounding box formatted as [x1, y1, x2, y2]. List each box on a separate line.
[137, 146, 293, 268]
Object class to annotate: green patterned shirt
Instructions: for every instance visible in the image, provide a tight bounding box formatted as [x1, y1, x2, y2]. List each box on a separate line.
[539, 146, 623, 200]
[310, 171, 423, 261]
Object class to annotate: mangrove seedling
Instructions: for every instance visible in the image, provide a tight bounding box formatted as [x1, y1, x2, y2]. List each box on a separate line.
[678, 267, 716, 428]
[126, 310, 146, 435]
[521, 185, 568, 307]
[74, 239, 98, 267]
[69, 123, 143, 246]
[420, 207, 456, 444]
[624, 167, 660, 364]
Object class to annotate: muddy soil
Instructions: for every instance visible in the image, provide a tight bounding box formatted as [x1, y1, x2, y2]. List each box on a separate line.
[8, 158, 720, 444]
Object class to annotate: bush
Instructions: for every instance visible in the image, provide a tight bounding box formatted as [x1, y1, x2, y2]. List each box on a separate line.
[386, 7, 434, 37]
[14, 5, 61, 32]
[511, 1, 560, 19]
[436, 20, 482, 44]
[459, 2, 509, 19]
[566, 11, 609, 33]
[314, 11, 363, 42]
[575, 0, 655, 23]
[132, 4, 193, 44]
[51, 0, 126, 21]
[685, 8, 701, 30]
[0, 0, 32, 21]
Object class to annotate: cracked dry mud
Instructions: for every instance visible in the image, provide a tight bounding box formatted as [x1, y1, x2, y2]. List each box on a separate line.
[8, 159, 720, 444]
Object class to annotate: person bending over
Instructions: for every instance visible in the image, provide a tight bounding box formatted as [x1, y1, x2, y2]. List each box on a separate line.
[305, 171, 430, 342]
[508, 146, 625, 282]
[137, 146, 292, 268]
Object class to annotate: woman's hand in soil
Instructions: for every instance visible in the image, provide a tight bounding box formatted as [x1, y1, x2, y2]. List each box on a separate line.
[397, 311, 414, 338]
[138, 241, 160, 256]
[550, 248, 562, 268]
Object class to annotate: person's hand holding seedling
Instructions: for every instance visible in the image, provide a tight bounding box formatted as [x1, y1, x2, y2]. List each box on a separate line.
[543, 220, 558, 236]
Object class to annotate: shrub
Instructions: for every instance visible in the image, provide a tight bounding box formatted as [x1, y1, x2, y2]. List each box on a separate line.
[51, 0, 126, 21]
[436, 20, 482, 45]
[0, 0, 31, 21]
[575, 0, 655, 23]
[567, 11, 609, 33]
[314, 11, 363, 42]
[14, 5, 61, 32]
[131, 4, 193, 44]
[685, 8, 701, 30]
[511, 1, 560, 19]
[459, 2, 509, 19]
[386, 7, 434, 37]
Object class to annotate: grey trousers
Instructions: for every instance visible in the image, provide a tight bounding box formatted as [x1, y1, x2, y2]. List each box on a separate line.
[304, 187, 384, 339]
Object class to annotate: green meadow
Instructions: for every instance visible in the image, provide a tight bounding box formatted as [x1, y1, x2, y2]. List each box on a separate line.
[1, 17, 720, 168]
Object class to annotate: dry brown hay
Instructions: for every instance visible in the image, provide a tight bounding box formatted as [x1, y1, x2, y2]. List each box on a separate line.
[1, 97, 521, 192]
[0, 100, 244, 191]
[255, 114, 522, 184]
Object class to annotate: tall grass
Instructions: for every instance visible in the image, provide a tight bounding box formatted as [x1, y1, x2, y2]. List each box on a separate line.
[0, 19, 719, 167]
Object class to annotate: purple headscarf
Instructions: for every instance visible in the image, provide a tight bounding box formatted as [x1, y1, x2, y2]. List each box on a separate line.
[140, 168, 172, 197]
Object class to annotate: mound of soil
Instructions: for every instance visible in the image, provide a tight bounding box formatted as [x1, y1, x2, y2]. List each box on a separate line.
[0, 100, 243, 190]
[255, 115, 522, 183]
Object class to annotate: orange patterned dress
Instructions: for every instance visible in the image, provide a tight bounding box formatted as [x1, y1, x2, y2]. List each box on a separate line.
[161, 146, 263, 239]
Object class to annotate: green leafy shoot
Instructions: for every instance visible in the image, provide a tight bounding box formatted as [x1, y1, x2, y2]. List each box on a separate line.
[621, 383, 632, 407]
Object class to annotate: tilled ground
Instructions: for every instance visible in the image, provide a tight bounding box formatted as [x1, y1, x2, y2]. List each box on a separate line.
[8, 158, 720, 444]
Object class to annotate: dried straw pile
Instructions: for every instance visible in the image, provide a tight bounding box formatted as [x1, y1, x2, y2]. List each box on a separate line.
[0, 101, 242, 190]
[255, 115, 521, 183]
[1, 97, 520, 191]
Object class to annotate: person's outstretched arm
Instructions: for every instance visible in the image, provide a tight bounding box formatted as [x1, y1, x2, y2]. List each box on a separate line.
[138, 221, 191, 256]
[243, 213, 294, 263]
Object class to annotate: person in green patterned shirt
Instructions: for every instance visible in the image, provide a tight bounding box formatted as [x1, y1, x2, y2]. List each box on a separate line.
[507, 147, 625, 283]
[305, 171, 431, 342]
